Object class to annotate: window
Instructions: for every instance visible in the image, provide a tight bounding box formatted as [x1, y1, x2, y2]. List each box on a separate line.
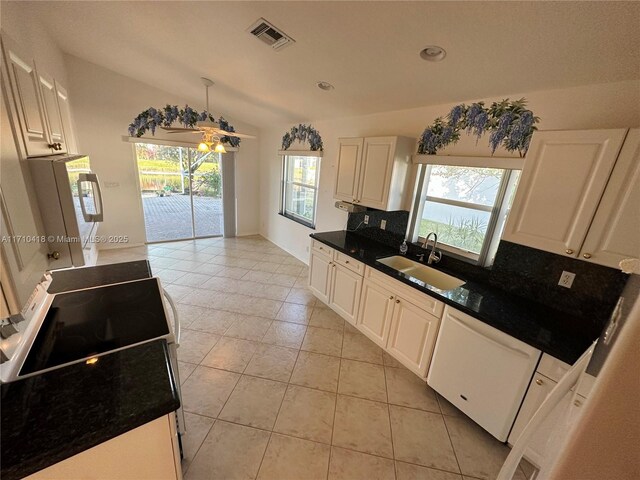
[412, 164, 520, 265]
[280, 154, 321, 228]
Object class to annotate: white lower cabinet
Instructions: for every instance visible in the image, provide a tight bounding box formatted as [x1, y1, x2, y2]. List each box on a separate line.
[357, 279, 395, 346]
[308, 250, 332, 304]
[386, 297, 440, 378]
[309, 241, 364, 324]
[508, 354, 590, 468]
[26, 414, 182, 479]
[356, 270, 443, 378]
[329, 263, 362, 325]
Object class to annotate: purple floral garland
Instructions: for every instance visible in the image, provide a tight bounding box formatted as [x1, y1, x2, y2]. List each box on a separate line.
[127, 105, 240, 147]
[281, 124, 323, 151]
[418, 98, 539, 157]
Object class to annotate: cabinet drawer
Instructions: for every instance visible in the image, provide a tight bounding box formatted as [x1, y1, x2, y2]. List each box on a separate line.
[333, 251, 364, 275]
[537, 354, 570, 383]
[311, 239, 333, 258]
[365, 266, 444, 318]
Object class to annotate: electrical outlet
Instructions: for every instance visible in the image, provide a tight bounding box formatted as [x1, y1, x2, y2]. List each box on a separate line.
[558, 271, 576, 289]
[380, 219, 387, 230]
[364, 215, 369, 225]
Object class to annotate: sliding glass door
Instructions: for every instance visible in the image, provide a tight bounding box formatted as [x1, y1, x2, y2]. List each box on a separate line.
[135, 143, 223, 243]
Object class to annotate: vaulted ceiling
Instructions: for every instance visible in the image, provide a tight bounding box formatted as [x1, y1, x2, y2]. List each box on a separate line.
[17, 1, 640, 127]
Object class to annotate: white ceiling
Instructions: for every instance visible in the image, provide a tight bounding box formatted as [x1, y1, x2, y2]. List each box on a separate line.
[19, 1, 640, 127]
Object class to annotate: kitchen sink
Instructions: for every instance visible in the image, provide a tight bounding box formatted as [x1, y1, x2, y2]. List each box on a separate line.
[376, 255, 465, 291]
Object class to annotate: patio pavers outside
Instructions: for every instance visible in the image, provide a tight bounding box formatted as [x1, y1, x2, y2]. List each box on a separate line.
[142, 195, 223, 242]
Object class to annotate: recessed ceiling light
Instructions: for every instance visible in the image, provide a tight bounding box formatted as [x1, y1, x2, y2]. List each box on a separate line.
[317, 81, 335, 91]
[420, 46, 446, 62]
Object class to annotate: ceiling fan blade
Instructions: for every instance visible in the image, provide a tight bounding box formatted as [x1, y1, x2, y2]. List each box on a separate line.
[212, 129, 256, 139]
[160, 126, 199, 132]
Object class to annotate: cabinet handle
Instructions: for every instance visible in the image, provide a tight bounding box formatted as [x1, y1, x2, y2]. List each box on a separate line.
[583, 253, 592, 259]
[47, 251, 60, 260]
[535, 378, 544, 386]
[395, 299, 400, 304]
[574, 399, 582, 407]
[345, 260, 349, 264]
[389, 295, 394, 300]
[565, 249, 574, 255]
[319, 247, 323, 250]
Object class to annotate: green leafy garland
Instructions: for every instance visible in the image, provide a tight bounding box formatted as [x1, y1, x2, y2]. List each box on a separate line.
[418, 98, 539, 157]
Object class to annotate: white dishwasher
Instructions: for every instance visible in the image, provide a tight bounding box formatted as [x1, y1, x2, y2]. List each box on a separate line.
[427, 306, 541, 441]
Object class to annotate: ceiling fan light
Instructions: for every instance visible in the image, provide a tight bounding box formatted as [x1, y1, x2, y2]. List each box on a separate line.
[214, 141, 227, 154]
[198, 142, 210, 152]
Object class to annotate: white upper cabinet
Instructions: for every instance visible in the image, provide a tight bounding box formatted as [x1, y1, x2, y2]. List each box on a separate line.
[503, 129, 629, 265]
[1, 35, 51, 157]
[334, 138, 364, 203]
[37, 68, 67, 153]
[1, 33, 72, 157]
[334, 136, 413, 210]
[579, 129, 640, 267]
[55, 81, 78, 154]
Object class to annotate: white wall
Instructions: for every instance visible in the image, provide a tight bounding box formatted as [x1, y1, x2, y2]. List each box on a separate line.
[0, 2, 69, 87]
[259, 80, 640, 262]
[64, 55, 261, 248]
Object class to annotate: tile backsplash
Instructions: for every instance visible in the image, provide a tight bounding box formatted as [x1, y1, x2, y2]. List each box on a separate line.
[347, 210, 408, 248]
[489, 241, 627, 334]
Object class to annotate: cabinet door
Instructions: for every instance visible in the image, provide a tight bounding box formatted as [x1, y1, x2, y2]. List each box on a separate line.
[329, 264, 362, 325]
[358, 137, 396, 209]
[1, 35, 52, 157]
[508, 373, 575, 468]
[308, 251, 332, 304]
[334, 138, 363, 203]
[503, 129, 627, 257]
[37, 69, 66, 153]
[356, 279, 394, 347]
[0, 74, 51, 307]
[54, 81, 78, 154]
[386, 296, 440, 378]
[580, 129, 640, 268]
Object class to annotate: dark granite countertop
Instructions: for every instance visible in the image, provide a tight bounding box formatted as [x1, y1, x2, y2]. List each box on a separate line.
[1, 339, 180, 480]
[311, 230, 595, 364]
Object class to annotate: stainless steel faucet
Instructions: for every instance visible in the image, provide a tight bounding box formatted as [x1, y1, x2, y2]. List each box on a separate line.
[422, 232, 442, 265]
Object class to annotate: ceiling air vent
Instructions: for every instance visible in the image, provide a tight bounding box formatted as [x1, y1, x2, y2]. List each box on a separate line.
[248, 18, 295, 51]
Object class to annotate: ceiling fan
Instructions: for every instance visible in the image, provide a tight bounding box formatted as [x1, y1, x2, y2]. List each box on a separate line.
[161, 77, 255, 153]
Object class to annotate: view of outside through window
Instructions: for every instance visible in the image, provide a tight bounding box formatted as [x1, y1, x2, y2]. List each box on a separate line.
[283, 155, 319, 227]
[135, 143, 223, 242]
[419, 166, 504, 254]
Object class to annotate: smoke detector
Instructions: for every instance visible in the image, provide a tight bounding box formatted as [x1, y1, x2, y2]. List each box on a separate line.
[248, 18, 295, 51]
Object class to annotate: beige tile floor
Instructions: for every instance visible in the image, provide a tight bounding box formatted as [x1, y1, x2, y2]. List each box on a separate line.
[98, 236, 532, 480]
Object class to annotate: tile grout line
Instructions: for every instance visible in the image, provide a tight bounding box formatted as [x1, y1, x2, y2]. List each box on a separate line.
[328, 321, 346, 480]
[441, 411, 464, 477]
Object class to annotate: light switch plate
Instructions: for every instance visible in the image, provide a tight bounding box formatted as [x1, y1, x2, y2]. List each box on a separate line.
[364, 215, 369, 225]
[380, 219, 386, 230]
[558, 271, 576, 288]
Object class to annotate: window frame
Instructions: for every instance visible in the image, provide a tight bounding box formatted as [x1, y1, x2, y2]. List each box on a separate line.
[279, 151, 322, 229]
[410, 162, 521, 266]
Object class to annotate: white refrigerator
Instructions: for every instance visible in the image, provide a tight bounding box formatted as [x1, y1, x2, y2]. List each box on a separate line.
[27, 154, 103, 268]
